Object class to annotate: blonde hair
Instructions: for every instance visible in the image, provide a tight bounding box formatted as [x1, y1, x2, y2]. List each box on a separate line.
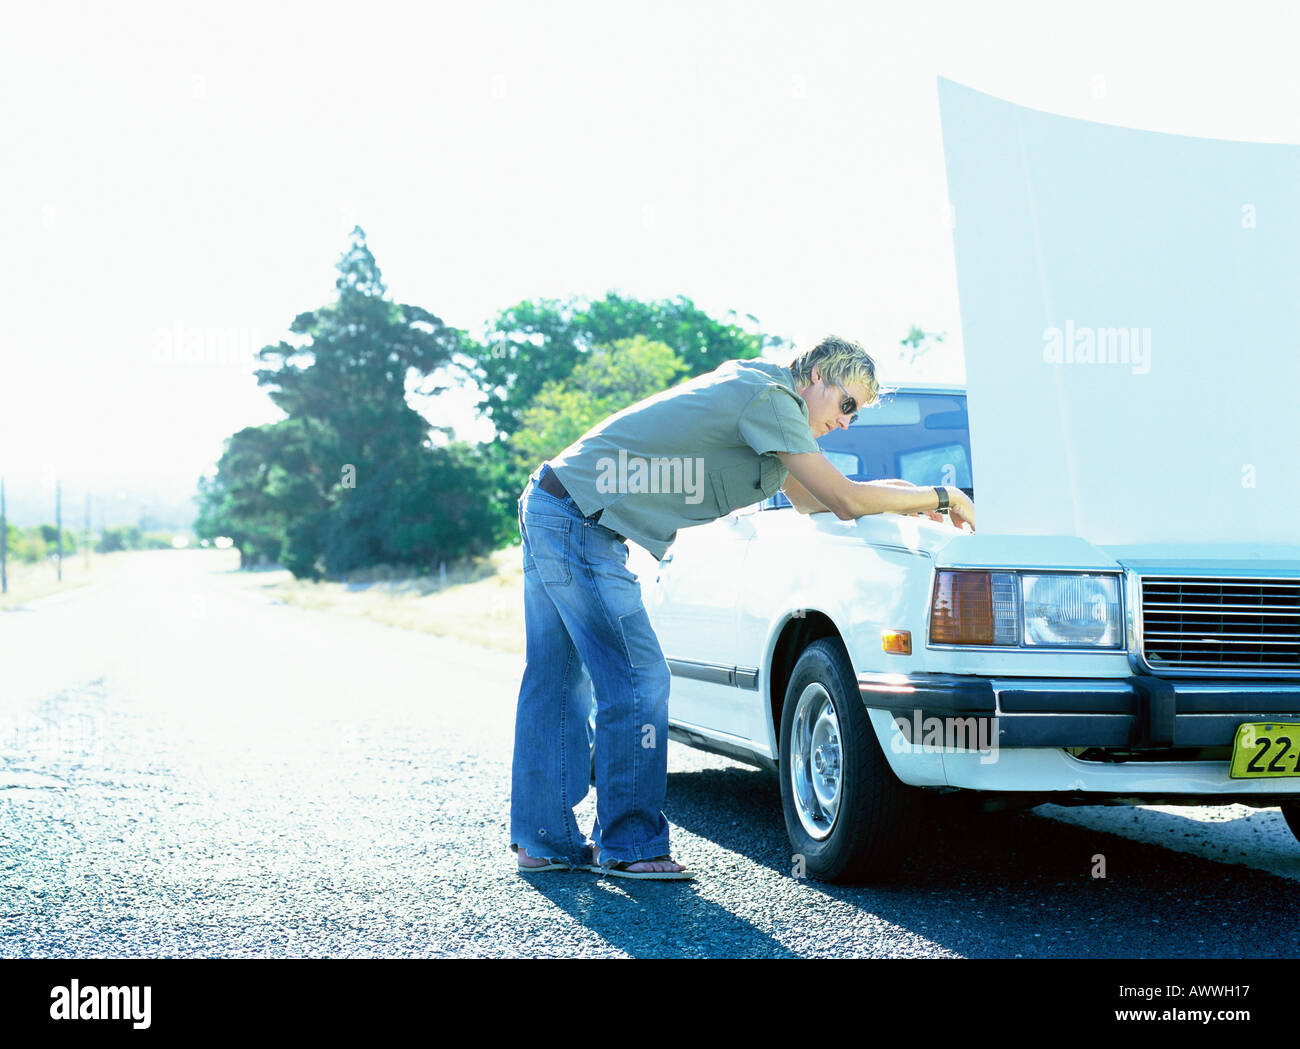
[789, 335, 882, 407]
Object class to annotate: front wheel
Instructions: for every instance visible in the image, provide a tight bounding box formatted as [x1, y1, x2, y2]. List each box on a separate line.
[778, 638, 923, 883]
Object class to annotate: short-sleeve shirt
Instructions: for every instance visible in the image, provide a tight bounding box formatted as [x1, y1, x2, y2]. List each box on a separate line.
[546, 358, 822, 560]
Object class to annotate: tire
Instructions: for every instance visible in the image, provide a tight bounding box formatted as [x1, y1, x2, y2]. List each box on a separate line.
[1281, 802, 1300, 844]
[778, 637, 923, 883]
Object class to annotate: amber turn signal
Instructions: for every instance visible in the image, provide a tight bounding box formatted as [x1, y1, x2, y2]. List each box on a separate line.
[881, 630, 912, 655]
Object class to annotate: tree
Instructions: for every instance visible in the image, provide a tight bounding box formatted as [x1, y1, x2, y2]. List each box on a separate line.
[96, 525, 141, 554]
[254, 227, 463, 471]
[511, 337, 687, 475]
[38, 524, 77, 555]
[320, 442, 505, 574]
[19, 526, 45, 563]
[199, 226, 508, 578]
[195, 419, 330, 572]
[245, 228, 471, 576]
[467, 292, 782, 438]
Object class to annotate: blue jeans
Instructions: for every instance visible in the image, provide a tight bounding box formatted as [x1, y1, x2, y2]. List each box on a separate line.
[510, 465, 673, 867]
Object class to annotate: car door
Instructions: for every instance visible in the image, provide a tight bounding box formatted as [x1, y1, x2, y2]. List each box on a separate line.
[645, 505, 758, 740]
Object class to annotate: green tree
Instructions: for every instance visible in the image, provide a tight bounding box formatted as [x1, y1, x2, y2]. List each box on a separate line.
[321, 442, 505, 574]
[255, 226, 462, 469]
[468, 292, 781, 438]
[511, 337, 687, 475]
[19, 526, 45, 563]
[248, 228, 467, 576]
[37, 524, 77, 555]
[199, 226, 506, 578]
[195, 418, 330, 572]
[96, 525, 142, 554]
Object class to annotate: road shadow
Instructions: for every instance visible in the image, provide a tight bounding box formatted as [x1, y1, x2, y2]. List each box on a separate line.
[661, 765, 1300, 958]
[515, 873, 800, 958]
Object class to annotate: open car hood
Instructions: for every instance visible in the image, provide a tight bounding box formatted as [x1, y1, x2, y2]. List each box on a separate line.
[937, 79, 1300, 548]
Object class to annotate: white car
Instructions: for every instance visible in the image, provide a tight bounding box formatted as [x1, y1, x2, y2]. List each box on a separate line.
[604, 80, 1300, 884]
[638, 381, 1300, 882]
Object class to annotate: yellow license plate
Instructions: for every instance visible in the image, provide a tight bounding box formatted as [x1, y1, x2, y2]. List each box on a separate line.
[1229, 722, 1300, 779]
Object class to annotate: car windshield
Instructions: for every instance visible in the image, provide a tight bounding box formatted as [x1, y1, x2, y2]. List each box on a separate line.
[765, 390, 973, 509]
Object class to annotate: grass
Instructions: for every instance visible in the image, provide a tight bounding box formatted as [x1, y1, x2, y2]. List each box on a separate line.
[0, 550, 126, 611]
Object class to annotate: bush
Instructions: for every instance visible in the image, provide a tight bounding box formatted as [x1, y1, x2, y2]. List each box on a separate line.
[97, 525, 142, 553]
[318, 444, 506, 578]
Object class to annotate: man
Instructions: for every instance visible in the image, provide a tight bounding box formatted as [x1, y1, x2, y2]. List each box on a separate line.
[510, 335, 975, 879]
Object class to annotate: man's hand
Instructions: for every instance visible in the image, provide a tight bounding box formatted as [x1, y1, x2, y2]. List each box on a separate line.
[874, 479, 975, 531]
[946, 488, 975, 532]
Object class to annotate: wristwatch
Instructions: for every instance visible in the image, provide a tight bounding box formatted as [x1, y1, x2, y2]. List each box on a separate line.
[933, 486, 950, 515]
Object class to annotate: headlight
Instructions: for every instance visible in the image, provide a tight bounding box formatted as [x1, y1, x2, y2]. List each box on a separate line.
[929, 570, 1123, 648]
[1021, 573, 1122, 647]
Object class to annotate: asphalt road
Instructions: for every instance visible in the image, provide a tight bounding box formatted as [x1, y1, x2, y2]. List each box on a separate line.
[3, 550, 1300, 958]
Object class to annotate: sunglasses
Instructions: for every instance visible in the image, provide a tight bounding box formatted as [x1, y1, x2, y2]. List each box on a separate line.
[829, 377, 859, 424]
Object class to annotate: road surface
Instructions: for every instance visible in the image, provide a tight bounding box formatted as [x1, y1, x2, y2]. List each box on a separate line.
[2, 550, 1299, 958]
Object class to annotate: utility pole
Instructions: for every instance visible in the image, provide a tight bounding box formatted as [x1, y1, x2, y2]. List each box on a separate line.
[56, 480, 63, 583]
[1, 476, 7, 595]
[84, 493, 90, 569]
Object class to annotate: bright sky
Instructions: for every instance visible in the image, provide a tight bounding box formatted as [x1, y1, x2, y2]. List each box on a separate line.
[4, 0, 1299, 499]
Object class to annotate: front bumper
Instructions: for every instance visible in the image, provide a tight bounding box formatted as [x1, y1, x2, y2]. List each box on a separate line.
[857, 671, 1300, 748]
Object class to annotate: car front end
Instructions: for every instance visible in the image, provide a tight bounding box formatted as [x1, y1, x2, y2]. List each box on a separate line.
[855, 537, 1300, 807]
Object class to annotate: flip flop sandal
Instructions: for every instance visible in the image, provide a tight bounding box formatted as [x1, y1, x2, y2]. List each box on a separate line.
[517, 859, 572, 873]
[588, 855, 694, 881]
[516, 844, 596, 874]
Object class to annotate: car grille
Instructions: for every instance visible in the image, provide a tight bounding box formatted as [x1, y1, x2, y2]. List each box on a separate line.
[1141, 576, 1300, 674]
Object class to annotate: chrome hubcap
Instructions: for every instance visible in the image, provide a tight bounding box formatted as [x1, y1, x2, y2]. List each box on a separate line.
[789, 683, 842, 840]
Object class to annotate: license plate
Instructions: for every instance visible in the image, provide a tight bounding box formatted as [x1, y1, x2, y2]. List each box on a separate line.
[1229, 722, 1300, 779]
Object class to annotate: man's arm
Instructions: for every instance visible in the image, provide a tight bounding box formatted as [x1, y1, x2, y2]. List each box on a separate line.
[781, 470, 835, 514]
[777, 452, 975, 530]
